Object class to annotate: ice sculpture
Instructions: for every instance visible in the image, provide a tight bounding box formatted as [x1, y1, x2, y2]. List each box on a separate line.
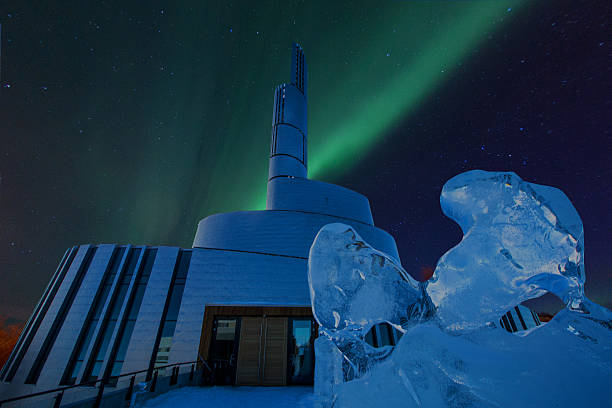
[309, 223, 431, 332]
[308, 224, 433, 404]
[428, 170, 587, 330]
[309, 170, 612, 407]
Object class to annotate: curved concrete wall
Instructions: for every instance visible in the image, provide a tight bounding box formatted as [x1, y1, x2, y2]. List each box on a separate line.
[266, 177, 374, 226]
[192, 209, 399, 262]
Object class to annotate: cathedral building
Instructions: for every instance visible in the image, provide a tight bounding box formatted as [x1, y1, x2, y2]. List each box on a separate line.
[0, 44, 399, 404]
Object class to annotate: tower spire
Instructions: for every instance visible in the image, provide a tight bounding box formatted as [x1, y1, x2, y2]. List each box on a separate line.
[291, 42, 307, 96]
[267, 43, 308, 184]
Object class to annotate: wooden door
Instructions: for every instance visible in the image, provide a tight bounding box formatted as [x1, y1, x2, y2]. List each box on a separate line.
[262, 317, 287, 386]
[235, 317, 262, 385]
[235, 316, 288, 385]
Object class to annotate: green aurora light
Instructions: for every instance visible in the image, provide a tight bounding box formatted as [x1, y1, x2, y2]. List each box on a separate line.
[250, 1, 526, 210]
[1, 1, 529, 255]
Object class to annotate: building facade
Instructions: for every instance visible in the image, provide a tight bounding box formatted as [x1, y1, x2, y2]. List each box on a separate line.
[499, 305, 542, 333]
[0, 44, 399, 402]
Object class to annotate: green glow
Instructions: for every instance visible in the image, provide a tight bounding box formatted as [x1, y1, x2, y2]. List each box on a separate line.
[309, 4, 523, 178]
[249, 2, 524, 211]
[60, 2, 527, 248]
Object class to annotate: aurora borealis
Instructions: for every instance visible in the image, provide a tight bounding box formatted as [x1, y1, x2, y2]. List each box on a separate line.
[0, 0, 610, 321]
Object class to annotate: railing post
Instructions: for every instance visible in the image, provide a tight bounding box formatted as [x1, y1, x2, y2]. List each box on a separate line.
[52, 390, 64, 408]
[150, 370, 158, 393]
[125, 375, 136, 401]
[169, 367, 177, 386]
[189, 364, 194, 382]
[93, 380, 105, 408]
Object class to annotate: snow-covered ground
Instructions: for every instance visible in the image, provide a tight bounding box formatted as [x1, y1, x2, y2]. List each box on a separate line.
[137, 386, 314, 408]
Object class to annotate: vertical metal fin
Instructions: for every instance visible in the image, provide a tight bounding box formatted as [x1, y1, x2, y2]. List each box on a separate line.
[291, 43, 306, 95]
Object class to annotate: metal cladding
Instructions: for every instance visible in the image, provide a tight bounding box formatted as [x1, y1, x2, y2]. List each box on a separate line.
[268, 43, 308, 181]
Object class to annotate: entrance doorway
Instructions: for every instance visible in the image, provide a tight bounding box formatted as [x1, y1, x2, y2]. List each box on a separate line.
[198, 306, 316, 386]
[236, 316, 287, 385]
[287, 318, 316, 384]
[208, 318, 240, 385]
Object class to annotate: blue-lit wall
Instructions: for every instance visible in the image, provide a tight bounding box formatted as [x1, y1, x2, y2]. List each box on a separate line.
[0, 245, 194, 404]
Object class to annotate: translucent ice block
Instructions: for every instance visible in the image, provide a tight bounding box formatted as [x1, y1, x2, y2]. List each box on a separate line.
[310, 170, 612, 407]
[308, 223, 433, 395]
[428, 170, 587, 330]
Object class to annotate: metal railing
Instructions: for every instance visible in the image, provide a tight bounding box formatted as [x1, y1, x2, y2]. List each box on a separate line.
[0, 360, 207, 408]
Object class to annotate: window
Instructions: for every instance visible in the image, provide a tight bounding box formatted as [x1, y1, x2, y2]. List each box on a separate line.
[151, 250, 191, 370]
[364, 322, 402, 348]
[287, 319, 315, 384]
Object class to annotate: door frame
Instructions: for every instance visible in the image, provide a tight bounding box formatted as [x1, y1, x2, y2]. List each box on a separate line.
[208, 317, 241, 385]
[198, 305, 315, 375]
[286, 317, 317, 385]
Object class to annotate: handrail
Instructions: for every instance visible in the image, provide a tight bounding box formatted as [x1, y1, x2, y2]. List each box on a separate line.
[0, 360, 198, 405]
[197, 353, 213, 374]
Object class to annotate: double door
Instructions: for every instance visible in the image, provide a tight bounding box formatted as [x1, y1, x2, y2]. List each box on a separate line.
[236, 317, 287, 385]
[203, 306, 316, 386]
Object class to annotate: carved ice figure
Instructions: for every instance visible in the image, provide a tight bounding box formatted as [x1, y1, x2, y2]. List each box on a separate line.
[428, 170, 587, 330]
[310, 170, 612, 407]
[308, 223, 432, 406]
[309, 223, 427, 333]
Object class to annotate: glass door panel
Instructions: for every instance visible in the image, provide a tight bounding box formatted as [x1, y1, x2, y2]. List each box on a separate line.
[288, 318, 315, 384]
[210, 318, 240, 385]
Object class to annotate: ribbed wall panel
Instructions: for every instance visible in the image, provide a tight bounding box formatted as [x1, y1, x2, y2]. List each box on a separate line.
[3, 246, 91, 397]
[120, 247, 179, 375]
[0, 247, 76, 383]
[35, 245, 115, 389]
[99, 248, 147, 379]
[76, 246, 132, 383]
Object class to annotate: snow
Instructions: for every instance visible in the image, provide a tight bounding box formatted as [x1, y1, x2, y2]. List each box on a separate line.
[137, 386, 314, 408]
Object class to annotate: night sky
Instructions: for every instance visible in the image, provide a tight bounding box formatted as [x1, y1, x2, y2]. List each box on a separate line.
[0, 0, 610, 321]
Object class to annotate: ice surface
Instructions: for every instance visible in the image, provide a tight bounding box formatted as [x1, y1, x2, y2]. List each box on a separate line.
[308, 223, 426, 333]
[429, 170, 587, 330]
[308, 223, 433, 404]
[309, 171, 612, 407]
[334, 302, 612, 408]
